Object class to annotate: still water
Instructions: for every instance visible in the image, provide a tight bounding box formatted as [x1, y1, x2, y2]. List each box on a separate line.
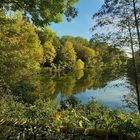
[2, 66, 137, 111]
[56, 76, 131, 111]
[15, 67, 135, 111]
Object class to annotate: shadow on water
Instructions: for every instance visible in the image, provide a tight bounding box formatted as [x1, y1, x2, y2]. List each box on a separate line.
[122, 60, 140, 113]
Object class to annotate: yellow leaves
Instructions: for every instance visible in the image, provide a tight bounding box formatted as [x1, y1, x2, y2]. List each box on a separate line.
[79, 120, 83, 128]
[75, 59, 85, 70]
[7, 37, 21, 46]
[43, 41, 56, 64]
[64, 41, 73, 49]
[118, 113, 129, 122]
[75, 70, 84, 80]
[78, 46, 96, 67]
[0, 15, 44, 74]
[52, 112, 61, 122]
[44, 41, 56, 54]
[60, 41, 77, 69]
[33, 47, 44, 63]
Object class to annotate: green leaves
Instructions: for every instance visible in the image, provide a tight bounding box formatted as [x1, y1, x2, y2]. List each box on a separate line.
[0, 93, 140, 139]
[0, 13, 44, 78]
[43, 41, 56, 65]
[1, 0, 79, 26]
[59, 41, 77, 70]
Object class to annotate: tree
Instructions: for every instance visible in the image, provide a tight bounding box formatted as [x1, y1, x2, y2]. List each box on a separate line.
[92, 0, 140, 112]
[61, 36, 89, 47]
[90, 41, 109, 66]
[0, 0, 79, 26]
[59, 41, 77, 70]
[37, 27, 57, 45]
[90, 41, 127, 67]
[60, 36, 97, 68]
[37, 27, 61, 51]
[132, 0, 140, 49]
[92, 0, 140, 49]
[0, 13, 44, 77]
[37, 27, 62, 67]
[43, 41, 56, 66]
[78, 46, 96, 67]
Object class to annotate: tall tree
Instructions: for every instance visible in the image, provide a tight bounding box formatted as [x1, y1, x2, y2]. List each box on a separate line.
[37, 27, 57, 45]
[92, 0, 140, 112]
[132, 0, 140, 49]
[127, 18, 140, 112]
[92, 0, 140, 49]
[0, 13, 44, 77]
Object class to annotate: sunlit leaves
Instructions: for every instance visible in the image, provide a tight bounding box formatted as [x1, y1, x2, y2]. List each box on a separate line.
[75, 59, 85, 70]
[43, 41, 56, 65]
[59, 41, 77, 70]
[0, 13, 44, 78]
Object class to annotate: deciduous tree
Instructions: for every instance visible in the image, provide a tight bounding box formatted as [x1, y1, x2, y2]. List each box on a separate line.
[43, 41, 56, 66]
[59, 41, 77, 70]
[0, 13, 43, 76]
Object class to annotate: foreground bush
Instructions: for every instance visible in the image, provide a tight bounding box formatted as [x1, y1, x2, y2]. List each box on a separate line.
[0, 94, 140, 139]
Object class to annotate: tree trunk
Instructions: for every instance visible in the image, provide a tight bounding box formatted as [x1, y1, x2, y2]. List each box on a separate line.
[132, 0, 140, 50]
[128, 19, 140, 113]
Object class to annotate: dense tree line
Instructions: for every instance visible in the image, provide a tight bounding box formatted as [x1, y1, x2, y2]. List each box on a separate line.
[41, 33, 127, 71]
[0, 12, 127, 77]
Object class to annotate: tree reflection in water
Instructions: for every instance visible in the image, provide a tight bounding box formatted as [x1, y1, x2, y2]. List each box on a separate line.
[0, 66, 126, 105]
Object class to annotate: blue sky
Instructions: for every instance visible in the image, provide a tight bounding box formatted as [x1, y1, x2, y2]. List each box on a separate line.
[50, 0, 104, 40]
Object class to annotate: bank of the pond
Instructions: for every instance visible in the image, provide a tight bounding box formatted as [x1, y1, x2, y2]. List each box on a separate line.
[0, 99, 140, 139]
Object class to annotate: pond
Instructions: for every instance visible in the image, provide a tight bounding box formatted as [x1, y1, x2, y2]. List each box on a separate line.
[4, 66, 137, 112]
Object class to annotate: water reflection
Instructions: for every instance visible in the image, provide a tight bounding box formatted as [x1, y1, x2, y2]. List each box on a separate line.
[75, 77, 129, 108]
[122, 65, 140, 113]
[1, 66, 127, 104]
[1, 64, 140, 112]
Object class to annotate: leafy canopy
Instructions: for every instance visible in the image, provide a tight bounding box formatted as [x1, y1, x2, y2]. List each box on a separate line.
[0, 13, 44, 76]
[43, 41, 56, 65]
[59, 41, 77, 70]
[0, 0, 79, 26]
